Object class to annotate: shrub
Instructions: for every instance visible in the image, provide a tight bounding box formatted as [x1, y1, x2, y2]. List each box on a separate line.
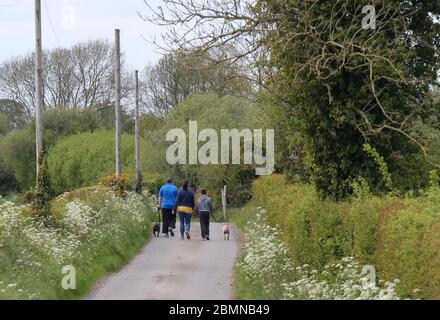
[0, 157, 18, 195]
[234, 206, 400, 300]
[101, 173, 129, 198]
[31, 150, 54, 222]
[48, 131, 149, 194]
[125, 172, 163, 195]
[251, 175, 440, 299]
[0, 126, 35, 189]
[0, 108, 135, 192]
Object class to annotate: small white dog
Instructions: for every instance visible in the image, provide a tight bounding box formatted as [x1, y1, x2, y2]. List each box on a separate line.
[223, 224, 230, 240]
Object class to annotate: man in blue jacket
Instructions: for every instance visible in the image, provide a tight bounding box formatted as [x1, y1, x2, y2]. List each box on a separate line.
[158, 178, 178, 238]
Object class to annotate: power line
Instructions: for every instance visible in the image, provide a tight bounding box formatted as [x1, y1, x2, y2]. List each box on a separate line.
[0, 0, 25, 8]
[43, 0, 61, 47]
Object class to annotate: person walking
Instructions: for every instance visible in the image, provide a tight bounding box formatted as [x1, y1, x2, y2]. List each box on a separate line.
[175, 180, 195, 240]
[196, 189, 214, 241]
[158, 178, 178, 238]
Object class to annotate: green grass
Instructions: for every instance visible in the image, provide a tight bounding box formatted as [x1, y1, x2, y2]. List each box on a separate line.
[64, 224, 152, 300]
[0, 187, 155, 300]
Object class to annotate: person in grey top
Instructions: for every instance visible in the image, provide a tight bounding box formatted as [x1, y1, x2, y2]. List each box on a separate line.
[196, 189, 214, 241]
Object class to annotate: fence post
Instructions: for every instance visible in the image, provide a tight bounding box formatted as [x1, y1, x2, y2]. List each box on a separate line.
[221, 185, 227, 221]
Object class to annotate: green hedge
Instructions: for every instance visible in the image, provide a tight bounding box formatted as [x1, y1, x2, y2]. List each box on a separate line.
[47, 131, 153, 194]
[252, 175, 440, 299]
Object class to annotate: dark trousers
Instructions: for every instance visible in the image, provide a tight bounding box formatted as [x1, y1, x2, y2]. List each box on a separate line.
[162, 208, 173, 234]
[199, 211, 210, 238]
[169, 212, 176, 230]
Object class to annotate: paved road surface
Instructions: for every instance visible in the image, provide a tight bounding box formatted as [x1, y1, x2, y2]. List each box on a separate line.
[86, 223, 240, 300]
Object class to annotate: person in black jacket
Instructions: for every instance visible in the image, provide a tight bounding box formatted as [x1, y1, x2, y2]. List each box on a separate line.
[175, 180, 195, 240]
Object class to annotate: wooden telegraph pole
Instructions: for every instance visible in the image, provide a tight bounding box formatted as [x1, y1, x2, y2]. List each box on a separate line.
[114, 29, 122, 177]
[135, 70, 142, 194]
[35, 0, 44, 177]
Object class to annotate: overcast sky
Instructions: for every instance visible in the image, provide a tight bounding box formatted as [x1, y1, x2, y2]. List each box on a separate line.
[0, 0, 165, 69]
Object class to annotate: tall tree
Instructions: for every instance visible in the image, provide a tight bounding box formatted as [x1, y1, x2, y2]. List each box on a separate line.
[0, 99, 27, 129]
[143, 0, 440, 198]
[140, 48, 252, 116]
[0, 40, 133, 113]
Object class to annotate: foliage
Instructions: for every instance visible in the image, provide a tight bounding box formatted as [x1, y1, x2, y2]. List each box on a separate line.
[48, 131, 147, 195]
[0, 154, 18, 196]
[233, 206, 400, 300]
[0, 99, 27, 130]
[141, 49, 252, 116]
[0, 187, 155, 299]
[362, 144, 393, 192]
[0, 108, 136, 192]
[260, 0, 440, 199]
[142, 93, 258, 207]
[143, 0, 439, 198]
[31, 151, 54, 222]
[0, 112, 9, 135]
[0, 126, 35, 189]
[139, 114, 163, 137]
[250, 175, 440, 299]
[429, 170, 439, 189]
[126, 172, 163, 195]
[259, 94, 309, 183]
[101, 173, 129, 198]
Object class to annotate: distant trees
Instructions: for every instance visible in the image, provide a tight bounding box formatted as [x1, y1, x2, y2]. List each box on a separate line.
[140, 49, 252, 116]
[0, 99, 27, 129]
[0, 40, 133, 114]
[261, 0, 439, 198]
[141, 93, 258, 206]
[144, 0, 440, 199]
[0, 108, 134, 191]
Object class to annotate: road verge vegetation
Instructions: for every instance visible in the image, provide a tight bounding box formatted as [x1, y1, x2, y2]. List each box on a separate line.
[232, 175, 440, 300]
[0, 186, 156, 299]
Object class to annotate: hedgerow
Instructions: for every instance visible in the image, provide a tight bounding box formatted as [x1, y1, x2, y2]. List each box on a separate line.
[251, 175, 440, 299]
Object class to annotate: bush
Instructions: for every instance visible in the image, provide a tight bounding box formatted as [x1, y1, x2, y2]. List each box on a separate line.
[0, 108, 135, 191]
[126, 172, 163, 195]
[233, 206, 400, 300]
[31, 151, 54, 222]
[251, 175, 440, 299]
[47, 131, 149, 194]
[0, 158, 18, 196]
[101, 173, 129, 198]
[0, 126, 35, 189]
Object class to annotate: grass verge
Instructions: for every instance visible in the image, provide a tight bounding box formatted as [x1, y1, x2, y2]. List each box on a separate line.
[0, 187, 156, 300]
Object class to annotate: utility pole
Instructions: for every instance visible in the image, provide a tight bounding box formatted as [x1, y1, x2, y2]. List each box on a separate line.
[35, 0, 44, 177]
[135, 70, 142, 194]
[114, 29, 122, 177]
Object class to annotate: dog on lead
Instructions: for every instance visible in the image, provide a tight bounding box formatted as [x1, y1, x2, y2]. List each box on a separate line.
[223, 224, 230, 240]
[153, 211, 161, 238]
